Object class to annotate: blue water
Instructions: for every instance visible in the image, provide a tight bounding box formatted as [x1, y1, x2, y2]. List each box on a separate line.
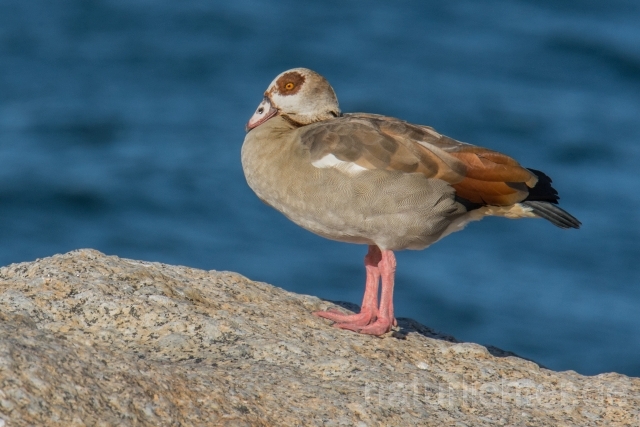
[1, 0, 639, 376]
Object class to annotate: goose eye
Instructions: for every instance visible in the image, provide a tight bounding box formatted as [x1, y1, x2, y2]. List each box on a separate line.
[285, 82, 295, 90]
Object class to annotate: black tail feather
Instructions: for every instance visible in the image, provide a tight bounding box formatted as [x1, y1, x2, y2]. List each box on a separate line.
[523, 169, 580, 229]
[525, 169, 560, 203]
[522, 201, 581, 229]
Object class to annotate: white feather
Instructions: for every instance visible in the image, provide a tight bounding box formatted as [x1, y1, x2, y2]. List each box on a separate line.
[312, 154, 368, 175]
[438, 203, 537, 241]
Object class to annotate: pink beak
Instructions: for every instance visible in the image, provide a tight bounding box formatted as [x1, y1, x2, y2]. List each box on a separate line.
[246, 97, 278, 131]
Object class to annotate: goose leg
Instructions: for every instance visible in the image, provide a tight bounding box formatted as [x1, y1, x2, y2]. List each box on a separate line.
[313, 245, 381, 327]
[347, 249, 397, 335]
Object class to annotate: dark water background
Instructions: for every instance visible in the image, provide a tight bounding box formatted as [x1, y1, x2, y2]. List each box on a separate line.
[1, 0, 639, 376]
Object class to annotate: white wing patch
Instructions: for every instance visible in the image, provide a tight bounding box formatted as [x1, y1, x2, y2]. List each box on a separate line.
[311, 154, 368, 175]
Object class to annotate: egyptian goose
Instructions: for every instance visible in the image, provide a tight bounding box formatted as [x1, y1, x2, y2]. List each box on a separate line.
[242, 68, 580, 336]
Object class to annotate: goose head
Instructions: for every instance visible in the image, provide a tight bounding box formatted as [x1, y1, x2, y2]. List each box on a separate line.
[246, 68, 341, 131]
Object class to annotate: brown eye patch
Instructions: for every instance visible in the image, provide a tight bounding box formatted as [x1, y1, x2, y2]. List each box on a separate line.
[275, 72, 305, 95]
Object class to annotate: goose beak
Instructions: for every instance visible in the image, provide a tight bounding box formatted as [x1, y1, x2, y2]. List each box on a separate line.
[246, 97, 278, 131]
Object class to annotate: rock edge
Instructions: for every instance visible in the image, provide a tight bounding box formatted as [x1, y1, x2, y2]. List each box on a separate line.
[0, 249, 637, 426]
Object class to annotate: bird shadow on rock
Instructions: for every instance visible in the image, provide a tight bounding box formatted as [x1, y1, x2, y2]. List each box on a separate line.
[326, 300, 547, 370]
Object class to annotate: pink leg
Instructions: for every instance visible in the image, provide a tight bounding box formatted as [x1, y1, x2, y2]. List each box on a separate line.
[315, 247, 398, 336]
[313, 246, 381, 327]
[346, 249, 397, 335]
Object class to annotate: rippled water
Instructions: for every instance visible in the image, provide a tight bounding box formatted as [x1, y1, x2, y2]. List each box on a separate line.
[1, 0, 639, 376]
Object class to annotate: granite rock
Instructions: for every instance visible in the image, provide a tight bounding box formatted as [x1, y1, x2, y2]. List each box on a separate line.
[0, 249, 637, 426]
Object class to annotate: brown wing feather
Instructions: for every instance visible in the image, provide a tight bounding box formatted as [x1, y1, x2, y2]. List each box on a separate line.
[300, 114, 538, 207]
[452, 179, 530, 205]
[448, 148, 537, 185]
[301, 117, 435, 175]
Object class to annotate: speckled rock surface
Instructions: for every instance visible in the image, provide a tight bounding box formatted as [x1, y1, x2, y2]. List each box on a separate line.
[0, 249, 638, 426]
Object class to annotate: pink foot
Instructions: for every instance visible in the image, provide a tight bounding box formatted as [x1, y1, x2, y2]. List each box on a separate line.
[341, 317, 394, 335]
[313, 308, 377, 326]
